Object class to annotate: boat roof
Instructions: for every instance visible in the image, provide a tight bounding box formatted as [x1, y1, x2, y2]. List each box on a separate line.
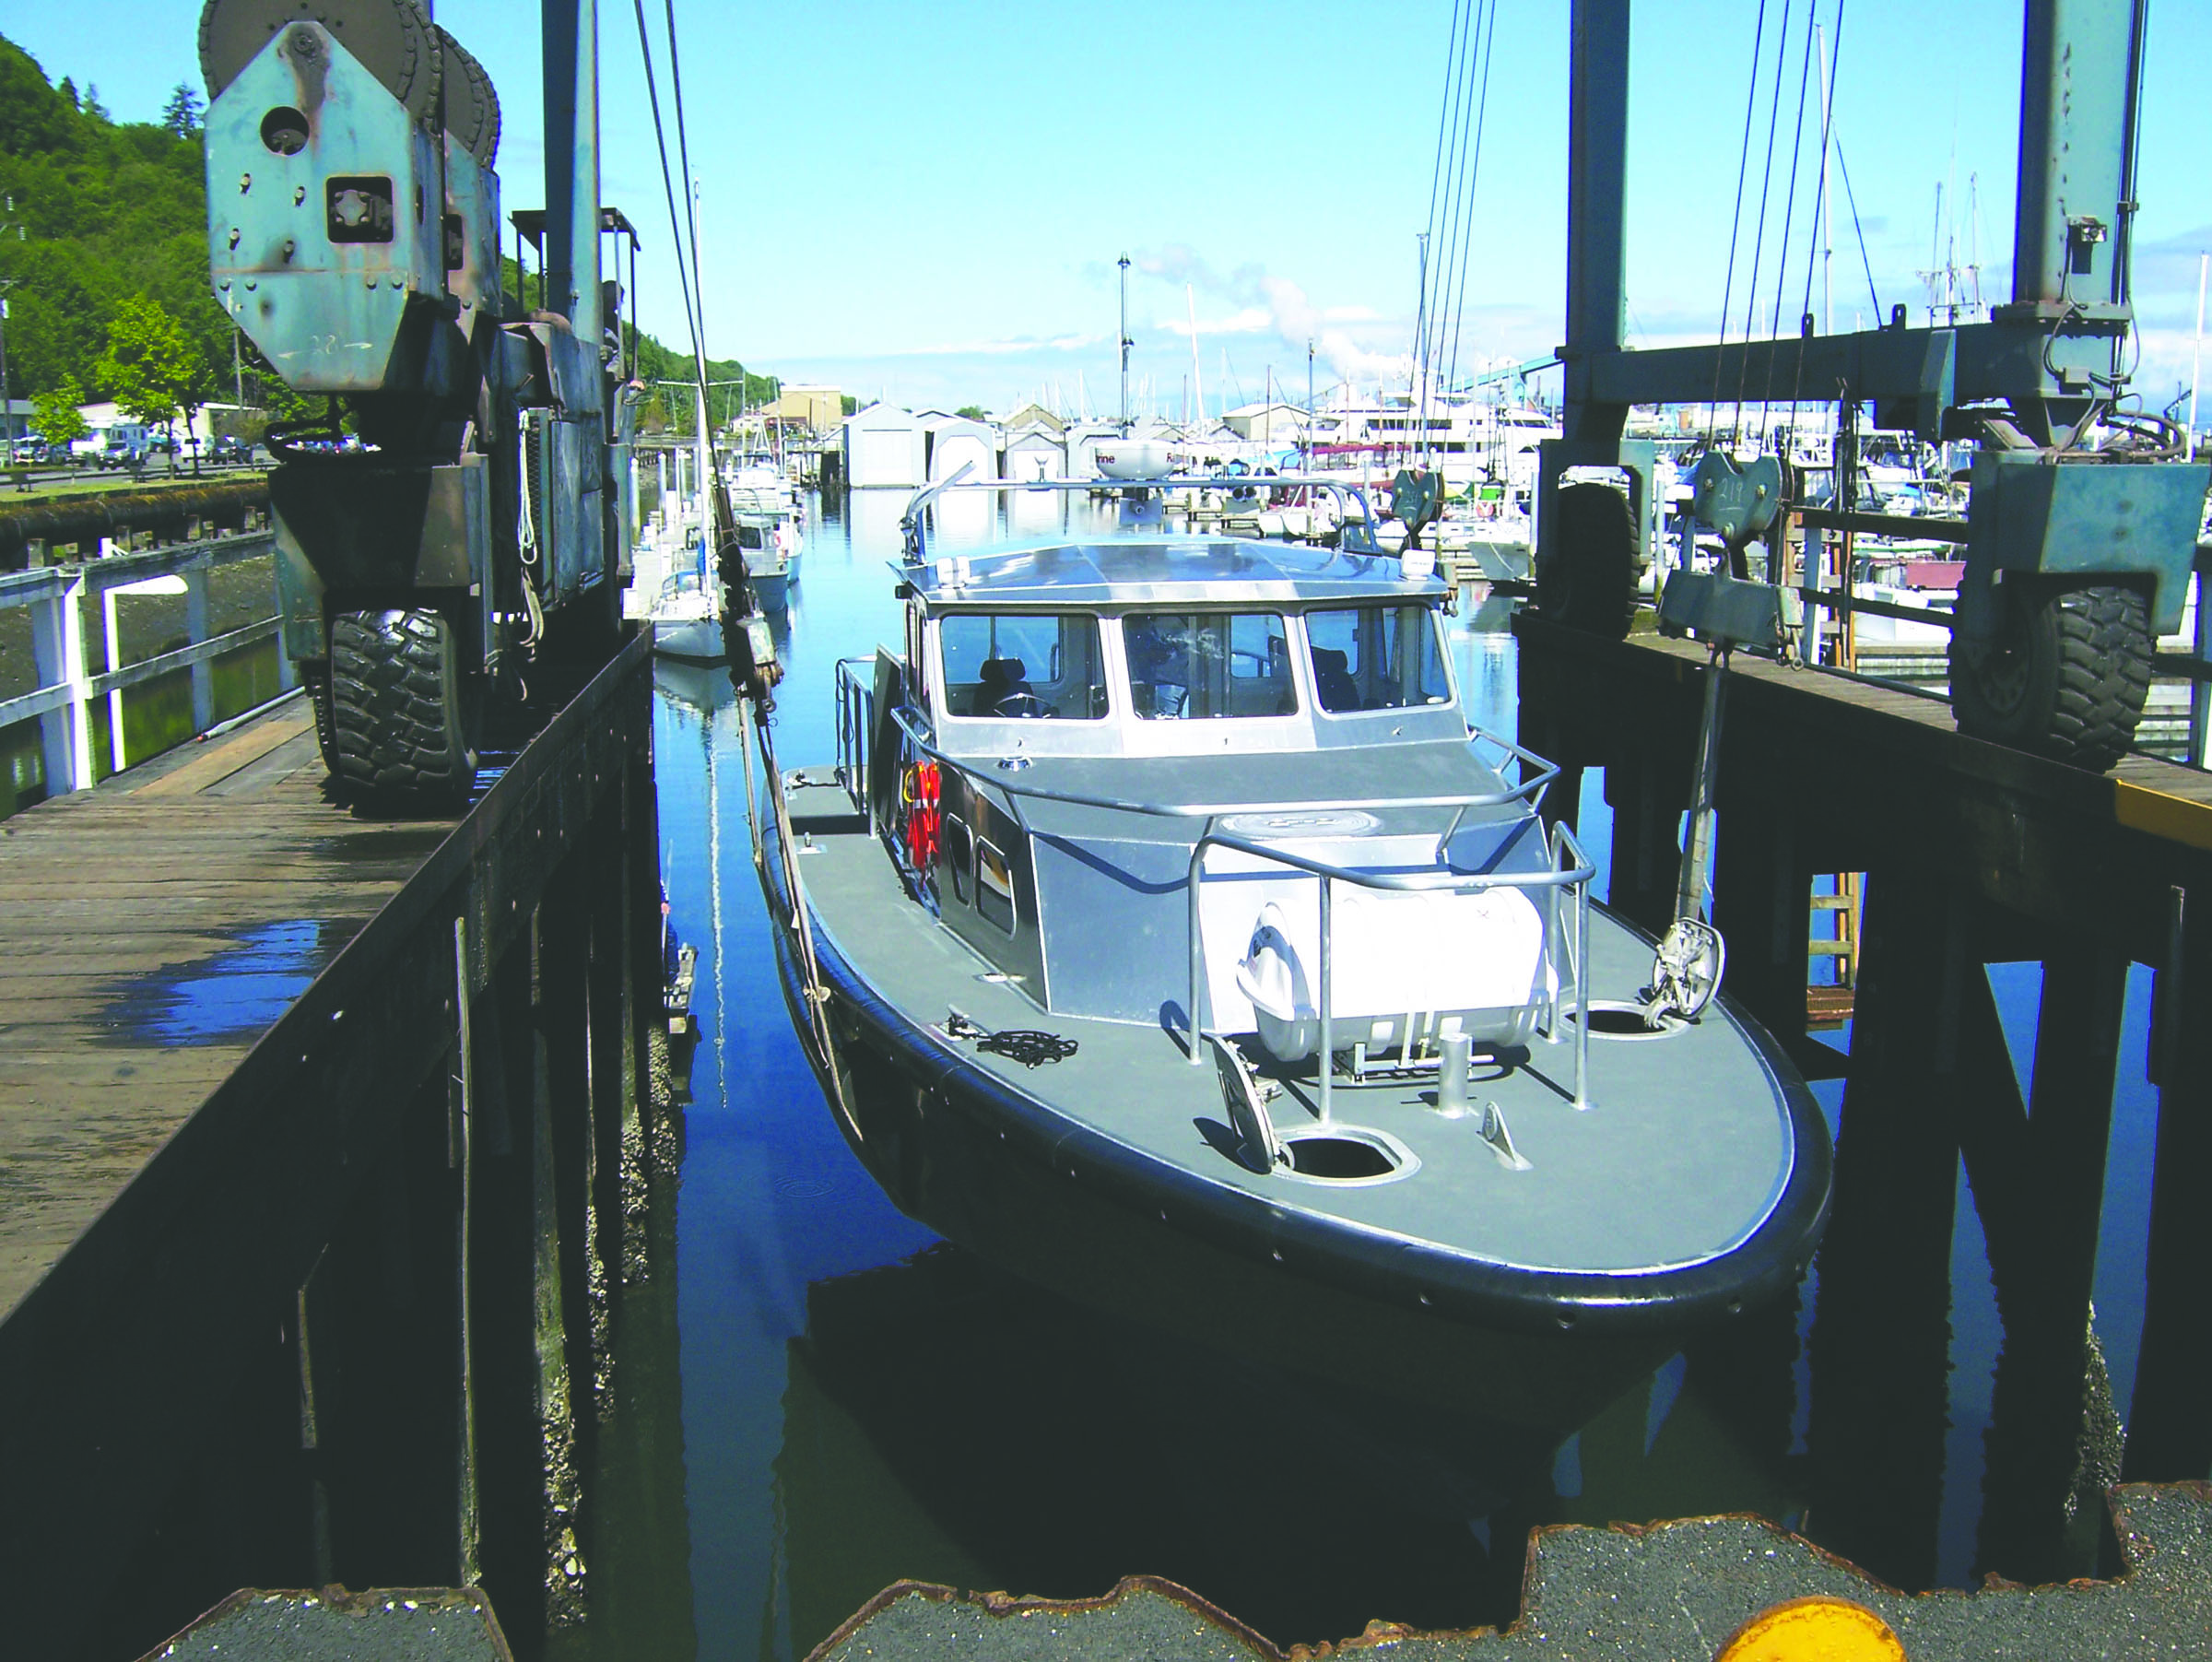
[908, 536, 1452, 610]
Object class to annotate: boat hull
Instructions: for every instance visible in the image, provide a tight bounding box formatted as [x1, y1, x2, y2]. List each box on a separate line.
[653, 615, 730, 664]
[749, 568, 792, 610]
[760, 831, 1826, 1435]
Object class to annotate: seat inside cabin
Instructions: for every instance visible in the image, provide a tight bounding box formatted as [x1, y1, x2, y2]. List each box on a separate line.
[971, 656, 1031, 715]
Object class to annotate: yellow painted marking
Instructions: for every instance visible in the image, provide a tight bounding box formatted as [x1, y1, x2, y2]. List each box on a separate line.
[2113, 780, 2212, 855]
[1713, 1596, 1906, 1662]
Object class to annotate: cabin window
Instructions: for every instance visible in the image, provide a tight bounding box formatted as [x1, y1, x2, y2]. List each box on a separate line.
[1124, 612, 1297, 720]
[940, 613, 1109, 720]
[943, 814, 972, 905]
[1304, 605, 1452, 714]
[975, 835, 1018, 933]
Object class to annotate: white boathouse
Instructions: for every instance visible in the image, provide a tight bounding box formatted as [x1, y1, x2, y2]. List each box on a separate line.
[922, 413, 999, 484]
[842, 404, 927, 489]
[1000, 404, 1068, 481]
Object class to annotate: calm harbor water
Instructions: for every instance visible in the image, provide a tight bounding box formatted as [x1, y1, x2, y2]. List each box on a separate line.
[568, 488, 2171, 1659]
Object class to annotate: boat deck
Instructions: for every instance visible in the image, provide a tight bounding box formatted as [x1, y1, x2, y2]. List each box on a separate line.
[783, 779, 1798, 1279]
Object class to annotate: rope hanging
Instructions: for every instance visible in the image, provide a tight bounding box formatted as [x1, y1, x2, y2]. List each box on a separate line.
[1731, 0, 1797, 442]
[1707, 0, 1771, 443]
[1757, 0, 1825, 444]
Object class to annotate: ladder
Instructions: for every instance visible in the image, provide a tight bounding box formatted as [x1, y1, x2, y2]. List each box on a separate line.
[1807, 872, 1863, 1027]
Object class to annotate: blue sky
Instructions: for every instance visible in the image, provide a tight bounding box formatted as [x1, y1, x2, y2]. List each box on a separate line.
[10, 1, 2209, 415]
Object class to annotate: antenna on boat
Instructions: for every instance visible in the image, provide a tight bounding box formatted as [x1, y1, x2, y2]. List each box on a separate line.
[1118, 253, 1132, 435]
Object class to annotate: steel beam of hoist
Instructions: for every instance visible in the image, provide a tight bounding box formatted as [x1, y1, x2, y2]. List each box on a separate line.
[542, 0, 605, 384]
[1558, 0, 2147, 446]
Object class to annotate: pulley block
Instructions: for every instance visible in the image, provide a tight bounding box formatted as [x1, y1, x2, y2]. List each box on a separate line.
[435, 25, 500, 170]
[198, 0, 441, 124]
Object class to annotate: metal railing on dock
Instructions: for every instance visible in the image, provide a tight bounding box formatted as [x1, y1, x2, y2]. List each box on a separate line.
[0, 530, 289, 792]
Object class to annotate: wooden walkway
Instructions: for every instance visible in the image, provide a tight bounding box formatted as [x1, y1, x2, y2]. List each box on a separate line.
[0, 695, 456, 1321]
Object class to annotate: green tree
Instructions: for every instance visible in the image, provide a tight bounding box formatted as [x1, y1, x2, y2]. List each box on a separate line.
[30, 371, 86, 448]
[159, 83, 202, 139]
[956, 405, 988, 421]
[97, 293, 203, 457]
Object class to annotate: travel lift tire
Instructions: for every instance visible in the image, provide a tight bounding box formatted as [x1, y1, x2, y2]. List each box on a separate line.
[1949, 581, 2152, 772]
[1537, 480, 1640, 640]
[326, 608, 477, 801]
[303, 661, 342, 777]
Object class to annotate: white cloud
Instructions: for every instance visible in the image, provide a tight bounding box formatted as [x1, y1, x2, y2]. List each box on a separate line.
[827, 333, 1103, 360]
[1131, 244, 1416, 388]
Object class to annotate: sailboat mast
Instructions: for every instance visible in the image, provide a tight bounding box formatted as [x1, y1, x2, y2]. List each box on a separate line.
[2192, 252, 2207, 462]
[1187, 284, 1203, 429]
[1306, 339, 1315, 471]
[689, 173, 712, 563]
[1117, 253, 1131, 433]
[1415, 230, 1430, 466]
[1817, 23, 1832, 336]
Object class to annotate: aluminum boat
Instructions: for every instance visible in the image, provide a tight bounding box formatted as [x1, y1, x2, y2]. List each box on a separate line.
[750, 501, 1830, 1432]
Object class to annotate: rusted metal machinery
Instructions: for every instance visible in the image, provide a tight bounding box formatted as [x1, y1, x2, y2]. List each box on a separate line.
[198, 0, 637, 799]
[1537, 0, 2210, 773]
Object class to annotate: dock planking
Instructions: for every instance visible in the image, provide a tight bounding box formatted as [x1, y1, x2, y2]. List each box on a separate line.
[0, 693, 457, 1320]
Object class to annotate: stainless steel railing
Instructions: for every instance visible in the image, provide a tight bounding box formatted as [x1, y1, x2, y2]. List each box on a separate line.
[878, 700, 1561, 826]
[834, 656, 874, 808]
[1182, 820, 1594, 1120]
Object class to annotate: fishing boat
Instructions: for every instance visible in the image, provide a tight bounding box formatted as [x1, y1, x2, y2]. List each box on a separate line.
[623, 508, 727, 663]
[748, 480, 1830, 1432]
[725, 452, 800, 517]
[733, 503, 803, 609]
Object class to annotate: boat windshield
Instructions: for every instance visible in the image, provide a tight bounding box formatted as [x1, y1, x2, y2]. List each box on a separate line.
[1305, 605, 1452, 714]
[1124, 612, 1297, 720]
[940, 612, 1110, 720]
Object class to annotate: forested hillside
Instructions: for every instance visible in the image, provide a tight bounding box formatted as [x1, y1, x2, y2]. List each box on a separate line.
[0, 33, 772, 435]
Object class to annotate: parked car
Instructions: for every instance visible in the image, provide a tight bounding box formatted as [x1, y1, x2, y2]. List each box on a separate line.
[92, 429, 153, 470]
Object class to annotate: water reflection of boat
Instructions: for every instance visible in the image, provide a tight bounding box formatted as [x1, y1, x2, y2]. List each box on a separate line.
[650, 653, 737, 716]
[654, 654, 735, 1109]
[770, 1245, 1519, 1649]
[751, 521, 1830, 1436]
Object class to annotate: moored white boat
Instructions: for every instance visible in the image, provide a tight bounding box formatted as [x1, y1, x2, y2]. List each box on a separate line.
[624, 510, 729, 663]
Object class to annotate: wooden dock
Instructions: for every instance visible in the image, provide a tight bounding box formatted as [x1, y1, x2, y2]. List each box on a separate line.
[1517, 612, 2212, 1586]
[0, 694, 428, 1311]
[0, 636, 665, 1657]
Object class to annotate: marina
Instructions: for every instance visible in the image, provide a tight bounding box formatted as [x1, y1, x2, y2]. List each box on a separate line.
[0, 485, 2207, 1657]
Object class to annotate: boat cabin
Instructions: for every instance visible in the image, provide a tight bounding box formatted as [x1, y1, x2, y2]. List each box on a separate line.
[855, 537, 1559, 1053]
[909, 539, 1465, 754]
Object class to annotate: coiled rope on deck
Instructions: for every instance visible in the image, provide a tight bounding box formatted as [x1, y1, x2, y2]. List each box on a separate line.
[944, 1011, 1078, 1069]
